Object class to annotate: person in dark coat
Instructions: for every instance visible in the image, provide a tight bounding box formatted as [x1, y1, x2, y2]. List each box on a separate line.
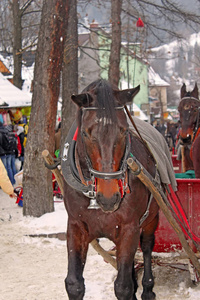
[14, 124, 25, 170]
[0, 122, 15, 185]
[5, 124, 19, 182]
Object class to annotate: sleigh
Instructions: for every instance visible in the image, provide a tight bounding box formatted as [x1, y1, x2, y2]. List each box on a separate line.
[171, 154, 182, 173]
[155, 178, 200, 253]
[153, 177, 200, 282]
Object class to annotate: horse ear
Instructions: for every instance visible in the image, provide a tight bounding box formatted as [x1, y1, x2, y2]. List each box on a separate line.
[115, 85, 140, 105]
[71, 93, 93, 108]
[191, 82, 199, 99]
[180, 83, 187, 99]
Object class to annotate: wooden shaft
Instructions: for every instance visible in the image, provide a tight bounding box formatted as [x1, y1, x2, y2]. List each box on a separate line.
[127, 157, 200, 276]
[42, 149, 64, 195]
[181, 145, 186, 173]
[90, 239, 117, 269]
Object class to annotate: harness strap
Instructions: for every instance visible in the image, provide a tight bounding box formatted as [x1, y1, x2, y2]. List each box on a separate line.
[73, 128, 93, 187]
[75, 145, 88, 186]
[129, 154, 160, 227]
[139, 193, 154, 226]
[124, 105, 156, 163]
[124, 105, 147, 147]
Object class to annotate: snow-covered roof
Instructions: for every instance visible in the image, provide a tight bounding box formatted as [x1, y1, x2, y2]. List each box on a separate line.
[148, 66, 169, 87]
[0, 73, 32, 108]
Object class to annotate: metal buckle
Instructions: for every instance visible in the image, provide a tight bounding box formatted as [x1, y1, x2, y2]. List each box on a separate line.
[83, 185, 100, 210]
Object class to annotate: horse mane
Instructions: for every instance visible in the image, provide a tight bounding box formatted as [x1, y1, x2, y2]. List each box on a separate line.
[80, 79, 118, 124]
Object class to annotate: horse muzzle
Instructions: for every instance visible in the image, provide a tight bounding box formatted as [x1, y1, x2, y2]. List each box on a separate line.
[96, 191, 121, 213]
[180, 134, 192, 145]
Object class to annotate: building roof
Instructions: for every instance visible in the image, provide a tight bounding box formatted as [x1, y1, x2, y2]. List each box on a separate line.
[78, 33, 90, 46]
[148, 66, 169, 87]
[0, 60, 12, 76]
[0, 73, 32, 108]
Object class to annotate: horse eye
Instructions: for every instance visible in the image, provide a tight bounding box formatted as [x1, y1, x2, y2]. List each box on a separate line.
[184, 104, 190, 110]
[81, 130, 88, 138]
[91, 137, 97, 143]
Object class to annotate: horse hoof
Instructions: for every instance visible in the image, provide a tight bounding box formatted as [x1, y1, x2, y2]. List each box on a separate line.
[65, 277, 85, 300]
[141, 291, 156, 300]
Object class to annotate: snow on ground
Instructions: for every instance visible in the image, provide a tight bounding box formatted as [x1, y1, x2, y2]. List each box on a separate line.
[1, 189, 200, 300]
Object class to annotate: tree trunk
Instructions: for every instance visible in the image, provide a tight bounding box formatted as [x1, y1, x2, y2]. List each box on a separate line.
[12, 0, 23, 89]
[61, 0, 78, 149]
[108, 0, 122, 87]
[23, 0, 69, 217]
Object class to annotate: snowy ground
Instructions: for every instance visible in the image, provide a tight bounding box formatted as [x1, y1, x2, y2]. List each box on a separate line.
[1, 189, 200, 300]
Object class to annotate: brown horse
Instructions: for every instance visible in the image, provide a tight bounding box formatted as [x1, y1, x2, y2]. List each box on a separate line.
[178, 83, 200, 177]
[62, 79, 162, 300]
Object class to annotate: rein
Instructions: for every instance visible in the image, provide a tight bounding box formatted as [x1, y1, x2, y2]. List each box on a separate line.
[124, 105, 149, 149]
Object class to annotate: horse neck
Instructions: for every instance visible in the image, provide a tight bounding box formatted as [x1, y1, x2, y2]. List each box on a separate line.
[181, 145, 194, 172]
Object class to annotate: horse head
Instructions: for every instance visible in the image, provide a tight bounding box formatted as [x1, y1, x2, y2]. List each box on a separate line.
[178, 83, 200, 144]
[71, 79, 140, 213]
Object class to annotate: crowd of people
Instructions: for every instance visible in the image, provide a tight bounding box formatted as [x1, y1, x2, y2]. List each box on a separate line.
[153, 119, 180, 152]
[0, 110, 27, 197]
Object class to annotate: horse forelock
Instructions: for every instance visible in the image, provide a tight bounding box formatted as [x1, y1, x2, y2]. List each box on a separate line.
[82, 79, 118, 125]
[185, 91, 192, 97]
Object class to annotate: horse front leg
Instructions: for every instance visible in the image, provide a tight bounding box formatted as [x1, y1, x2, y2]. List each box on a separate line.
[140, 215, 159, 300]
[65, 221, 89, 300]
[114, 226, 140, 300]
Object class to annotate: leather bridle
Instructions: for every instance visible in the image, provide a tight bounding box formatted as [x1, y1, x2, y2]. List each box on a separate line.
[84, 130, 131, 181]
[79, 105, 130, 198]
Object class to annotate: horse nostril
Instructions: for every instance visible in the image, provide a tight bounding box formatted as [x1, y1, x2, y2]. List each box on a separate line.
[115, 192, 121, 203]
[96, 192, 103, 203]
[96, 192, 121, 212]
[181, 135, 191, 144]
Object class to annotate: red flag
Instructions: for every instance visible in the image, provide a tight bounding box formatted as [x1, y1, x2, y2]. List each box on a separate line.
[136, 18, 144, 28]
